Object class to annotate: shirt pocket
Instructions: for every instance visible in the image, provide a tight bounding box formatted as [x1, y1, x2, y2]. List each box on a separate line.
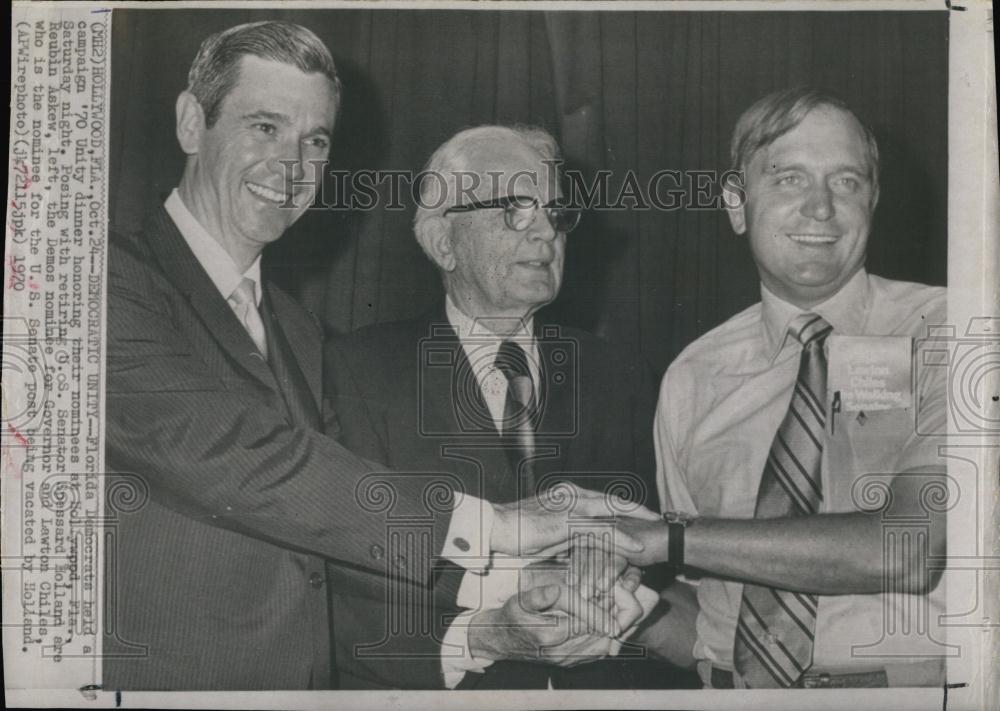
[825, 407, 915, 508]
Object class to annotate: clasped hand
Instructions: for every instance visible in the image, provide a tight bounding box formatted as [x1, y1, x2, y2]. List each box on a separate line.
[471, 484, 663, 667]
[468, 545, 646, 667]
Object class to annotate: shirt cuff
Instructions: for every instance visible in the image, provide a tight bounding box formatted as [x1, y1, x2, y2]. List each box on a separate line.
[446, 554, 534, 686]
[456, 554, 532, 609]
[441, 609, 495, 689]
[441, 492, 494, 569]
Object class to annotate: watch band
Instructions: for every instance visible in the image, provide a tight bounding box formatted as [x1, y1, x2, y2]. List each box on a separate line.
[667, 521, 685, 568]
[662, 511, 693, 569]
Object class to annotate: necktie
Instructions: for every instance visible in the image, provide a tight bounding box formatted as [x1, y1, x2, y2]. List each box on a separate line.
[494, 340, 537, 496]
[733, 313, 832, 688]
[227, 277, 268, 360]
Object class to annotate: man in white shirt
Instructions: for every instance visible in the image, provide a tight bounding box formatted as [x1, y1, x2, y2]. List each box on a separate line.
[104, 23, 655, 690]
[325, 125, 677, 689]
[620, 87, 948, 689]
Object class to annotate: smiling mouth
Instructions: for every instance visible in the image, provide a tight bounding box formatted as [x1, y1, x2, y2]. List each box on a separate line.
[787, 233, 838, 245]
[519, 260, 551, 268]
[246, 181, 294, 205]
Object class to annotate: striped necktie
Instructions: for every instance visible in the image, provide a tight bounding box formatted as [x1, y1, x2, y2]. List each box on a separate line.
[733, 313, 832, 688]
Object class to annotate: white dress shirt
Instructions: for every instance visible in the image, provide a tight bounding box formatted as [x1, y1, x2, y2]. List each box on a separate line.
[165, 189, 263, 308]
[445, 295, 542, 429]
[656, 269, 947, 681]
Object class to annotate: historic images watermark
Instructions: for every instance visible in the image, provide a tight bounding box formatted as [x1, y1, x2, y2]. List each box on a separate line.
[272, 159, 746, 213]
[348, 472, 650, 662]
[915, 317, 1000, 437]
[337, 323, 654, 661]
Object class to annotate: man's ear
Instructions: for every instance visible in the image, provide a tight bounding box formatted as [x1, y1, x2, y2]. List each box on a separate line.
[176, 91, 206, 155]
[722, 171, 747, 235]
[417, 216, 457, 273]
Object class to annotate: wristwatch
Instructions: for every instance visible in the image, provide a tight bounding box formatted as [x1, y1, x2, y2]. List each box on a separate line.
[662, 511, 696, 569]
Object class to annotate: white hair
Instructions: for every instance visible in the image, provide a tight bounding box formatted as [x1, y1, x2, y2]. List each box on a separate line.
[412, 125, 560, 261]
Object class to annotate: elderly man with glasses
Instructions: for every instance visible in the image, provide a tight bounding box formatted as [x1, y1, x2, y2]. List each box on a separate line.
[323, 125, 685, 691]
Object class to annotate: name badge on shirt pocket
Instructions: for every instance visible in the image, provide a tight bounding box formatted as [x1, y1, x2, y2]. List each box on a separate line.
[828, 335, 913, 414]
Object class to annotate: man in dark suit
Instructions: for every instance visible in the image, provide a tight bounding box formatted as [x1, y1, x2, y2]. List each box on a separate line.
[325, 126, 691, 690]
[103, 24, 657, 691]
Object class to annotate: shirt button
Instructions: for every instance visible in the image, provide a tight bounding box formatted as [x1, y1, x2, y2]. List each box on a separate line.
[392, 554, 407, 569]
[765, 632, 779, 646]
[370, 544, 384, 560]
[308, 572, 324, 589]
[453, 537, 470, 552]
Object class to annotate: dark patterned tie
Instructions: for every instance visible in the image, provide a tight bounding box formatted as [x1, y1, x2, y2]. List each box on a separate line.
[733, 313, 832, 688]
[494, 340, 537, 496]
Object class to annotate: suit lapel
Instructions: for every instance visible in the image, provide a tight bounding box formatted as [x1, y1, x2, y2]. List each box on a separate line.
[535, 326, 573, 476]
[259, 286, 322, 428]
[265, 283, 322, 417]
[144, 207, 276, 390]
[420, 308, 495, 437]
[419, 307, 518, 502]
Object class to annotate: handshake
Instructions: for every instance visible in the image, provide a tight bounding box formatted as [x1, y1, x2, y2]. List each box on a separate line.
[460, 483, 670, 670]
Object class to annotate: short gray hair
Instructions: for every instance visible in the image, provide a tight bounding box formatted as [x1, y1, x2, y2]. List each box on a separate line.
[412, 125, 560, 260]
[730, 86, 879, 186]
[188, 21, 341, 128]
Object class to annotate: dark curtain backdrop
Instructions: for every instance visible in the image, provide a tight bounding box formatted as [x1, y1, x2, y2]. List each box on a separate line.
[110, 9, 948, 375]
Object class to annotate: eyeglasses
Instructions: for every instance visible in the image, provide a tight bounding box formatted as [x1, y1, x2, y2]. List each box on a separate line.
[443, 195, 581, 234]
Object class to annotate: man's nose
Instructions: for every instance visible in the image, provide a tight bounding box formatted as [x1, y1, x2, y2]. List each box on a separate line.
[800, 182, 834, 221]
[527, 207, 558, 241]
[268, 139, 306, 182]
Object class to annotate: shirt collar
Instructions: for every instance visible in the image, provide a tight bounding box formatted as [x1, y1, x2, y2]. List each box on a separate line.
[760, 267, 871, 362]
[165, 189, 263, 306]
[445, 294, 539, 388]
[444, 294, 534, 340]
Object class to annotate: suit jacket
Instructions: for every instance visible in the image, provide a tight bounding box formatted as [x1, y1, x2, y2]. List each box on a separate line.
[323, 306, 661, 690]
[102, 208, 452, 690]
